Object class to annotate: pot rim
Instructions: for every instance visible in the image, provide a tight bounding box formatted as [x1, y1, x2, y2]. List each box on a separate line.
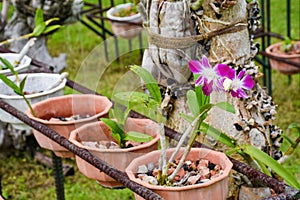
[106, 3, 141, 22]
[266, 41, 300, 59]
[0, 73, 66, 99]
[0, 53, 32, 75]
[125, 147, 233, 190]
[69, 118, 160, 153]
[26, 94, 112, 125]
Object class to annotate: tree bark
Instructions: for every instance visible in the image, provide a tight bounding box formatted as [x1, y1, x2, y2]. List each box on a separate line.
[140, 0, 283, 198]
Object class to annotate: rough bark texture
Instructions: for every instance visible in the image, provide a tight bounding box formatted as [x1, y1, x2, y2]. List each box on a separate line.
[141, 0, 283, 198]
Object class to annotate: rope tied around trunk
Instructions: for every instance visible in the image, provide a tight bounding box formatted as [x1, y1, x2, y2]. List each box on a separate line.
[147, 19, 248, 49]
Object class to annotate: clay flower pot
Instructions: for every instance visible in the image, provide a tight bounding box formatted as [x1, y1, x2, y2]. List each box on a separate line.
[126, 148, 233, 200]
[106, 3, 143, 39]
[69, 117, 160, 188]
[266, 41, 300, 75]
[26, 94, 112, 158]
[0, 73, 66, 130]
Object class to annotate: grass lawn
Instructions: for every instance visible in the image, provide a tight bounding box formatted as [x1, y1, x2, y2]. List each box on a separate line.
[0, 0, 299, 199]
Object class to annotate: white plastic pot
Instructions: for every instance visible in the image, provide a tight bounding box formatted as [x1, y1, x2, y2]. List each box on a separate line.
[106, 3, 143, 39]
[0, 73, 67, 130]
[0, 53, 32, 75]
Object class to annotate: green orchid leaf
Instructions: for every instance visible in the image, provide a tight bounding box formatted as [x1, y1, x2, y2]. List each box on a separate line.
[43, 25, 61, 34]
[34, 8, 44, 27]
[19, 75, 27, 92]
[187, 90, 199, 117]
[32, 24, 46, 37]
[100, 118, 125, 138]
[111, 132, 122, 147]
[200, 122, 237, 148]
[255, 159, 272, 177]
[179, 113, 194, 123]
[0, 74, 22, 95]
[288, 123, 300, 134]
[243, 145, 300, 189]
[44, 18, 60, 26]
[215, 102, 235, 114]
[0, 57, 17, 75]
[111, 104, 126, 125]
[129, 65, 162, 104]
[125, 131, 153, 143]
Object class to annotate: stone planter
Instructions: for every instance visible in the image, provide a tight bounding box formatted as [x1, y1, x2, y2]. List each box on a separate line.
[26, 94, 112, 158]
[266, 41, 300, 75]
[0, 73, 66, 130]
[126, 148, 233, 200]
[0, 53, 31, 75]
[106, 3, 143, 39]
[69, 117, 160, 188]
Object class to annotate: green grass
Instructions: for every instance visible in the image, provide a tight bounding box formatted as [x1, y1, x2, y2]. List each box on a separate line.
[0, 0, 300, 199]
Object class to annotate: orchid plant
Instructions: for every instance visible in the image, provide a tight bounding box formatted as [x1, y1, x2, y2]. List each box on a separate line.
[114, 56, 300, 189]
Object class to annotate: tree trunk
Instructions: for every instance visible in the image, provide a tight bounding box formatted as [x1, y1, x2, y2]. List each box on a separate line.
[139, 0, 282, 198]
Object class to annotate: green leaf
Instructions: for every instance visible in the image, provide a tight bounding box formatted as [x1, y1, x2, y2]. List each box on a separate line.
[34, 8, 45, 27]
[0, 57, 17, 75]
[187, 90, 199, 117]
[100, 118, 125, 138]
[129, 65, 162, 104]
[288, 123, 300, 134]
[243, 145, 300, 189]
[215, 102, 235, 114]
[19, 75, 27, 92]
[44, 18, 60, 26]
[179, 113, 194, 123]
[111, 104, 126, 125]
[200, 122, 237, 148]
[125, 131, 153, 143]
[32, 24, 46, 37]
[255, 159, 272, 177]
[0, 73, 22, 95]
[43, 25, 61, 34]
[111, 132, 122, 147]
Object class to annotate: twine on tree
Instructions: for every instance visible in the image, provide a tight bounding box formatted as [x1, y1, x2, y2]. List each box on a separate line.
[147, 19, 248, 49]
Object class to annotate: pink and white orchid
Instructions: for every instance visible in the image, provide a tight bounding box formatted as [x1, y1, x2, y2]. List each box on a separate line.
[189, 56, 255, 99]
[188, 56, 230, 96]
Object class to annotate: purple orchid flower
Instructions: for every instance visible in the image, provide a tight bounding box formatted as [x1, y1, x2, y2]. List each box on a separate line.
[188, 56, 231, 96]
[220, 68, 255, 99]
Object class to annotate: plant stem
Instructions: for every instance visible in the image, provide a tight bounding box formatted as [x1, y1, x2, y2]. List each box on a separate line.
[0, 33, 32, 46]
[168, 108, 209, 182]
[158, 122, 167, 178]
[22, 94, 36, 117]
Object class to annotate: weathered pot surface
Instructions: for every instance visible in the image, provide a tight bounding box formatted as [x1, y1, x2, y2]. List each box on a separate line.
[266, 41, 300, 75]
[69, 117, 160, 188]
[26, 94, 112, 158]
[106, 3, 143, 39]
[126, 148, 233, 200]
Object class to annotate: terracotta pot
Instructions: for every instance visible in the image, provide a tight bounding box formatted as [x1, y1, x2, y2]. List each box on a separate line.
[106, 3, 143, 39]
[26, 94, 112, 158]
[69, 117, 160, 188]
[126, 148, 233, 200]
[266, 41, 300, 75]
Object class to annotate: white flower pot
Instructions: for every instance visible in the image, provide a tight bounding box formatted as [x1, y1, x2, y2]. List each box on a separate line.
[0, 73, 67, 130]
[0, 53, 32, 75]
[106, 3, 143, 39]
